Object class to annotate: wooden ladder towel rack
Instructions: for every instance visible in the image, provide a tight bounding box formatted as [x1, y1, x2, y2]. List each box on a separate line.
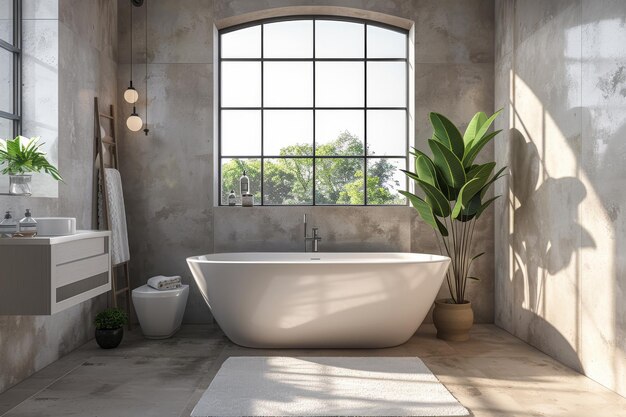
[93, 97, 132, 329]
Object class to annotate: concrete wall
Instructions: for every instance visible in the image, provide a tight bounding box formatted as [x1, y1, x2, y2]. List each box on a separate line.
[494, 0, 626, 397]
[0, 0, 117, 394]
[117, 0, 495, 324]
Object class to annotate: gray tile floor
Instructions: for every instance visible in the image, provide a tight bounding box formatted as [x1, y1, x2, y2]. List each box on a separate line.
[1, 324, 625, 417]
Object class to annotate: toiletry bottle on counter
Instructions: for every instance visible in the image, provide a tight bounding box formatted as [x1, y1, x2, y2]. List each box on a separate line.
[0, 211, 17, 237]
[228, 190, 237, 206]
[17, 209, 37, 237]
[240, 171, 250, 196]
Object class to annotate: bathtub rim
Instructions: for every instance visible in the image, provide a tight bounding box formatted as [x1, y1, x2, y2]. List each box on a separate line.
[186, 252, 451, 265]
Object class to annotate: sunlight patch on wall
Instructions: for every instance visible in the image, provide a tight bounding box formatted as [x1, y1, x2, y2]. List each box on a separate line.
[511, 67, 616, 382]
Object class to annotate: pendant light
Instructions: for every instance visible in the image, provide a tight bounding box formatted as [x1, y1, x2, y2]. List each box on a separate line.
[123, 1, 138, 104]
[125, 0, 143, 131]
[123, 83, 138, 104]
[126, 107, 143, 131]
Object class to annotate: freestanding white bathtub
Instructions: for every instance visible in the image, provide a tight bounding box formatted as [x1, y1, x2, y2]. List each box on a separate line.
[186, 252, 450, 348]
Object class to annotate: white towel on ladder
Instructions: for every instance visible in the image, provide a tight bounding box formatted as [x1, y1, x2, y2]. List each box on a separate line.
[104, 168, 130, 265]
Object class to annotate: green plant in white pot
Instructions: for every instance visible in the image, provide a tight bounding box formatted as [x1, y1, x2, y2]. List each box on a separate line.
[0, 136, 63, 195]
[401, 110, 505, 341]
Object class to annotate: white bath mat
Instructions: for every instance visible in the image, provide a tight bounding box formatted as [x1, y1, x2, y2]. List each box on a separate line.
[192, 357, 469, 417]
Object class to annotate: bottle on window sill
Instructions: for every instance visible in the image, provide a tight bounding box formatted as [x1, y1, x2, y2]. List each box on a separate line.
[240, 171, 250, 196]
[228, 190, 237, 206]
[242, 194, 254, 207]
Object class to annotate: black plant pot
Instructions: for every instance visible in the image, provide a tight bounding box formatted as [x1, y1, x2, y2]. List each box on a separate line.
[95, 328, 124, 349]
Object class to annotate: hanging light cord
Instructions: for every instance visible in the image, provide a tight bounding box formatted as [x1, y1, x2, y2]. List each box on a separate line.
[129, 3, 133, 87]
[143, 0, 149, 135]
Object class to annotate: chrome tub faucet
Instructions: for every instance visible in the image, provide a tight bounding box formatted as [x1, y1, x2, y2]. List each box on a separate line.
[303, 214, 322, 252]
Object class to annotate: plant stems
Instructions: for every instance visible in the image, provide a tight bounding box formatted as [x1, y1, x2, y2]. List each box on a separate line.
[462, 217, 478, 301]
[458, 220, 465, 302]
[434, 228, 454, 303]
[450, 215, 459, 302]
[446, 214, 459, 303]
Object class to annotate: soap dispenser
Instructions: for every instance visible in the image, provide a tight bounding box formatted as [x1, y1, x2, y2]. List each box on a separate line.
[17, 209, 37, 237]
[0, 211, 17, 237]
[240, 170, 250, 196]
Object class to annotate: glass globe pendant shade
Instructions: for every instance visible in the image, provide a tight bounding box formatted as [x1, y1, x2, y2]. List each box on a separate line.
[126, 108, 143, 132]
[123, 85, 139, 103]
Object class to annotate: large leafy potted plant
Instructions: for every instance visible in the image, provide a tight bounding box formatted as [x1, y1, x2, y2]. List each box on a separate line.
[0, 136, 63, 195]
[401, 110, 505, 341]
[94, 308, 128, 349]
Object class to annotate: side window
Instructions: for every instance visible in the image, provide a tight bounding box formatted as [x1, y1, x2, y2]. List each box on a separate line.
[0, 0, 21, 139]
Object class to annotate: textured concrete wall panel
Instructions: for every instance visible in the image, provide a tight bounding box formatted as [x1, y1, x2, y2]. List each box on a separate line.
[494, 0, 626, 397]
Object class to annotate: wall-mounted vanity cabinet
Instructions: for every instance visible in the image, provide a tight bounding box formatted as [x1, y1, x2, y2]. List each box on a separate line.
[0, 231, 111, 315]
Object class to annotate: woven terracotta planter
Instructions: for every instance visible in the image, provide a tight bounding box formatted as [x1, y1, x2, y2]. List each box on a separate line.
[432, 299, 474, 342]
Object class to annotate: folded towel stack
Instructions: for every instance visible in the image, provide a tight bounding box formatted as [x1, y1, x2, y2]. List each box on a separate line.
[147, 275, 182, 290]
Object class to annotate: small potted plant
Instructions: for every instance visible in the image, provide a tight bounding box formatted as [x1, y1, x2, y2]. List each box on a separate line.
[401, 110, 505, 341]
[0, 136, 63, 195]
[94, 308, 128, 349]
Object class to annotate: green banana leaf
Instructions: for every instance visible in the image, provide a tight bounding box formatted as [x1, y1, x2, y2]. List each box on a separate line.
[462, 130, 502, 168]
[428, 139, 466, 189]
[472, 109, 502, 147]
[459, 194, 483, 222]
[476, 195, 500, 219]
[400, 190, 448, 236]
[436, 169, 455, 200]
[409, 147, 429, 160]
[415, 155, 438, 187]
[463, 111, 486, 147]
[401, 169, 420, 183]
[480, 166, 507, 198]
[414, 178, 451, 217]
[467, 162, 496, 182]
[452, 178, 484, 219]
[430, 112, 465, 160]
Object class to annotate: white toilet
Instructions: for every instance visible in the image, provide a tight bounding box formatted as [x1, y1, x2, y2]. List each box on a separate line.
[132, 285, 189, 339]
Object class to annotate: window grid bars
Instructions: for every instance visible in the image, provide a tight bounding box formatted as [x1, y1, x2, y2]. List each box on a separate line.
[218, 17, 409, 206]
[220, 155, 408, 159]
[311, 19, 316, 206]
[363, 21, 367, 205]
[221, 107, 408, 110]
[0, 0, 21, 137]
[260, 24, 264, 205]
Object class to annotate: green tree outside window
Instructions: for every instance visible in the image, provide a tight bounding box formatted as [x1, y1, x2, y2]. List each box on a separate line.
[220, 131, 405, 206]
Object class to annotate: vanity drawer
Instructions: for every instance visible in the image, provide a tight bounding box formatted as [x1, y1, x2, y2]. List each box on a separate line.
[54, 237, 106, 265]
[54, 253, 110, 287]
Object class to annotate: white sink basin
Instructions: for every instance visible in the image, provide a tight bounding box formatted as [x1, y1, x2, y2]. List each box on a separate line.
[34, 217, 77, 236]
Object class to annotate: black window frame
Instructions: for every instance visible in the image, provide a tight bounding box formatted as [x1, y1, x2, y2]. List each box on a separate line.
[0, 0, 21, 138]
[218, 16, 409, 206]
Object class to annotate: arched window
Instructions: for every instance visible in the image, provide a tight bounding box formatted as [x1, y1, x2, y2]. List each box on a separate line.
[219, 17, 408, 206]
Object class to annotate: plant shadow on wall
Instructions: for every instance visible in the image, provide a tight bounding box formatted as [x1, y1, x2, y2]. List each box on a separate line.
[509, 128, 594, 370]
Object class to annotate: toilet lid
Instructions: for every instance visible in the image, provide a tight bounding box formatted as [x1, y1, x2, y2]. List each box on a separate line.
[132, 284, 189, 299]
